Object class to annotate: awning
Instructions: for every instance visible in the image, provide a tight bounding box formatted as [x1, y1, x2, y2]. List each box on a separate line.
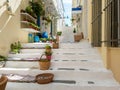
[72, 7, 82, 14]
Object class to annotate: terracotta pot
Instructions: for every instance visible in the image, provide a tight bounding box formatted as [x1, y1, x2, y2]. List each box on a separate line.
[53, 43, 59, 49]
[56, 36, 59, 42]
[74, 35, 81, 42]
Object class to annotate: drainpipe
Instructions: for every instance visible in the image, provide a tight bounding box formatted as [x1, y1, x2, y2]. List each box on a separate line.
[37, 15, 40, 27]
[51, 21, 53, 38]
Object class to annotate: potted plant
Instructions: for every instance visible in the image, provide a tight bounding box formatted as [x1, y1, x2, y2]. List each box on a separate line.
[10, 41, 21, 54]
[29, 22, 40, 30]
[73, 28, 81, 42]
[40, 38, 47, 42]
[45, 16, 51, 23]
[0, 55, 6, 61]
[56, 31, 62, 42]
[45, 45, 52, 53]
[57, 31, 62, 36]
[29, 1, 44, 27]
[52, 39, 59, 49]
[39, 54, 50, 70]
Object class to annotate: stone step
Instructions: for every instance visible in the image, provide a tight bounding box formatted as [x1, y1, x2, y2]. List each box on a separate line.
[20, 49, 100, 57]
[7, 53, 42, 59]
[5, 60, 104, 69]
[0, 68, 115, 81]
[20, 48, 98, 54]
[21, 42, 52, 49]
[7, 51, 102, 63]
[1, 68, 120, 90]
[6, 82, 120, 90]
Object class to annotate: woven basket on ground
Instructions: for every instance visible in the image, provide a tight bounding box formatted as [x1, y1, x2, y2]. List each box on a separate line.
[36, 73, 54, 84]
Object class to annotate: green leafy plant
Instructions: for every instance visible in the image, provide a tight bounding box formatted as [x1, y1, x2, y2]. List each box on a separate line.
[29, 22, 40, 30]
[45, 45, 51, 49]
[29, 1, 44, 17]
[57, 31, 62, 36]
[44, 16, 51, 23]
[45, 51, 52, 56]
[25, 5, 35, 17]
[71, 18, 75, 22]
[0, 55, 6, 61]
[40, 38, 47, 42]
[10, 41, 22, 54]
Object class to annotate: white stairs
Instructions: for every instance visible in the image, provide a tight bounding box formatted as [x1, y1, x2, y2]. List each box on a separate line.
[0, 41, 120, 90]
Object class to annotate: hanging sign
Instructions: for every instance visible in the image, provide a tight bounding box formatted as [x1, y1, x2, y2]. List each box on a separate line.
[72, 6, 82, 13]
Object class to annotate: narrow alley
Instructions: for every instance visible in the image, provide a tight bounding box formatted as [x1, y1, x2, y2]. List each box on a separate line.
[0, 0, 120, 90]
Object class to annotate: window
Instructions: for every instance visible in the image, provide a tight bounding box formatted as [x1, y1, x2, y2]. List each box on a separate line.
[104, 0, 120, 47]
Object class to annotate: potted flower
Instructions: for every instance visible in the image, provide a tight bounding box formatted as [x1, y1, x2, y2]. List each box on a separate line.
[56, 31, 62, 42]
[45, 51, 52, 60]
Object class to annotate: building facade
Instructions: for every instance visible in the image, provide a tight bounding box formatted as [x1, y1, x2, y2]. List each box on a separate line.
[72, 0, 88, 39]
[89, 0, 120, 83]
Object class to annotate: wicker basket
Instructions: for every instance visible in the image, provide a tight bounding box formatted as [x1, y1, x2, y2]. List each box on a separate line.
[0, 76, 8, 90]
[36, 73, 54, 84]
[39, 60, 50, 70]
[39, 54, 50, 70]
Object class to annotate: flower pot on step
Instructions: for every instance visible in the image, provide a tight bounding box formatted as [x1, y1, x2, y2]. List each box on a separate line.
[53, 43, 59, 49]
[74, 35, 81, 42]
[39, 54, 51, 70]
[39, 60, 50, 70]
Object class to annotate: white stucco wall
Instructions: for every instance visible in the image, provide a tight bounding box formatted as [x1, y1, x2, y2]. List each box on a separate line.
[0, 0, 28, 56]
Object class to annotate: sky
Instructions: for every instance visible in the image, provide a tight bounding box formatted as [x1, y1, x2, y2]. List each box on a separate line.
[63, 0, 72, 26]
